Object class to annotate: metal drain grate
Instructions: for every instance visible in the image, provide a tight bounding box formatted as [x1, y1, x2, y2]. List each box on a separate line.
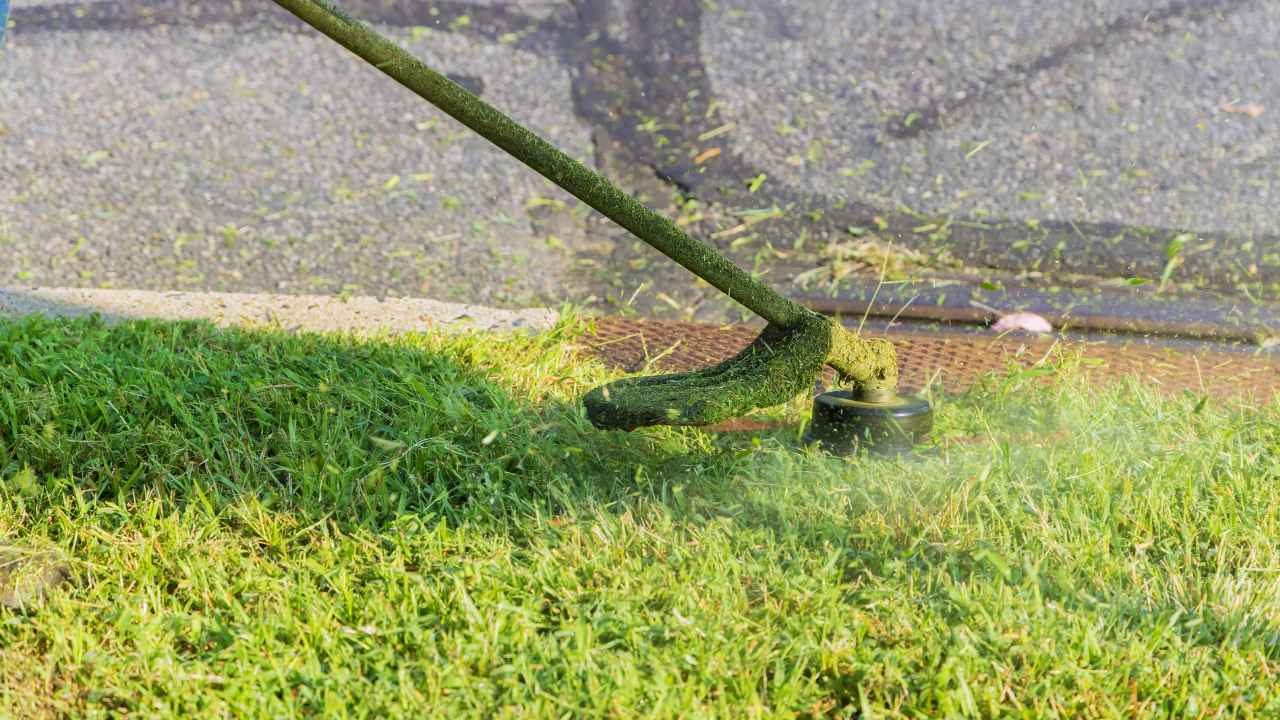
[585, 317, 1279, 401]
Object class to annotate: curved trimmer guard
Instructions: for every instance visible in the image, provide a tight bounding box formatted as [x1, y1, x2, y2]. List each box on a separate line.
[585, 314, 898, 430]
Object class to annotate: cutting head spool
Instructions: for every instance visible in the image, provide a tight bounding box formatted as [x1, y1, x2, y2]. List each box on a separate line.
[805, 389, 933, 455]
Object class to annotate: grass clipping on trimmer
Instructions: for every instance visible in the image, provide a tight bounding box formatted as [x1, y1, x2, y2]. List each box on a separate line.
[584, 314, 897, 430]
[271, 0, 899, 430]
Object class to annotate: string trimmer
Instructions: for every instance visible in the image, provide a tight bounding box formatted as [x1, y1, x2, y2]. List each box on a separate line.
[270, 0, 932, 452]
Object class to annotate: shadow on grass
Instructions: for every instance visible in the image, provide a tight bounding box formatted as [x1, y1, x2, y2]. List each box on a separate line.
[0, 312, 653, 527]
[0, 310, 927, 531]
[4, 313, 1280, 717]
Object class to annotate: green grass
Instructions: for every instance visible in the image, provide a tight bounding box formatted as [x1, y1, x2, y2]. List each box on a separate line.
[0, 312, 1278, 718]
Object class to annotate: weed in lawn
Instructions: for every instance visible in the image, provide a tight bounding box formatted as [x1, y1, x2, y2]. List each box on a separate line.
[0, 313, 1278, 717]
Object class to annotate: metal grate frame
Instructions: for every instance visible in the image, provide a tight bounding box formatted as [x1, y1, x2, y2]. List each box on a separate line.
[584, 317, 1279, 401]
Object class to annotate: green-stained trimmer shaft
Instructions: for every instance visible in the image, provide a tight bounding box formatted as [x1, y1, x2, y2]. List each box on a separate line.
[269, 0, 927, 438]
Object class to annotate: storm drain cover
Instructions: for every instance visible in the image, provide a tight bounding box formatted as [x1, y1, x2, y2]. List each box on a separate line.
[585, 318, 1277, 402]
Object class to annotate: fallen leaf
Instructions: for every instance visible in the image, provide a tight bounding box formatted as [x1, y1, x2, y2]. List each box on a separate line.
[656, 292, 682, 309]
[710, 223, 746, 239]
[991, 313, 1053, 334]
[81, 150, 109, 168]
[697, 123, 736, 142]
[1221, 104, 1264, 118]
[694, 147, 721, 163]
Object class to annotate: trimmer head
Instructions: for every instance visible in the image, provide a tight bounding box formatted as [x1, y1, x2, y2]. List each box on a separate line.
[805, 388, 933, 455]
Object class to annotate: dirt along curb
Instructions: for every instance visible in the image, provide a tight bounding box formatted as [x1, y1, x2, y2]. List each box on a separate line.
[0, 286, 559, 335]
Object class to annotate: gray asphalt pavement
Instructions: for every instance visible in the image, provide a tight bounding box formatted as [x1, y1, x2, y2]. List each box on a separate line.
[2, 0, 1278, 325]
[703, 0, 1279, 236]
[2, 4, 596, 308]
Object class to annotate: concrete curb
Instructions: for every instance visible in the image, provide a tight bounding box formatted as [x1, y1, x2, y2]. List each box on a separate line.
[0, 287, 559, 336]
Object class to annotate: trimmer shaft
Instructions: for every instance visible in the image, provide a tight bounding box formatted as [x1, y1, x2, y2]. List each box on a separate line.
[805, 389, 933, 455]
[270, 0, 904, 433]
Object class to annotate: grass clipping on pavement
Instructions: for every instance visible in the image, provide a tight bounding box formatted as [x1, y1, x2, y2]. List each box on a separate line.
[0, 312, 1277, 718]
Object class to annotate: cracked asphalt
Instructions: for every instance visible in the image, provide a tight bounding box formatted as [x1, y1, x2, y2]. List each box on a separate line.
[2, 0, 1278, 325]
[704, 0, 1278, 236]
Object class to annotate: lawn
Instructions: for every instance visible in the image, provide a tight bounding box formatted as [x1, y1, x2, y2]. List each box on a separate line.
[0, 312, 1277, 718]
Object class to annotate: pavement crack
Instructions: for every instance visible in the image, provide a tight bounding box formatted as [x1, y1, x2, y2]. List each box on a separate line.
[884, 0, 1255, 140]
